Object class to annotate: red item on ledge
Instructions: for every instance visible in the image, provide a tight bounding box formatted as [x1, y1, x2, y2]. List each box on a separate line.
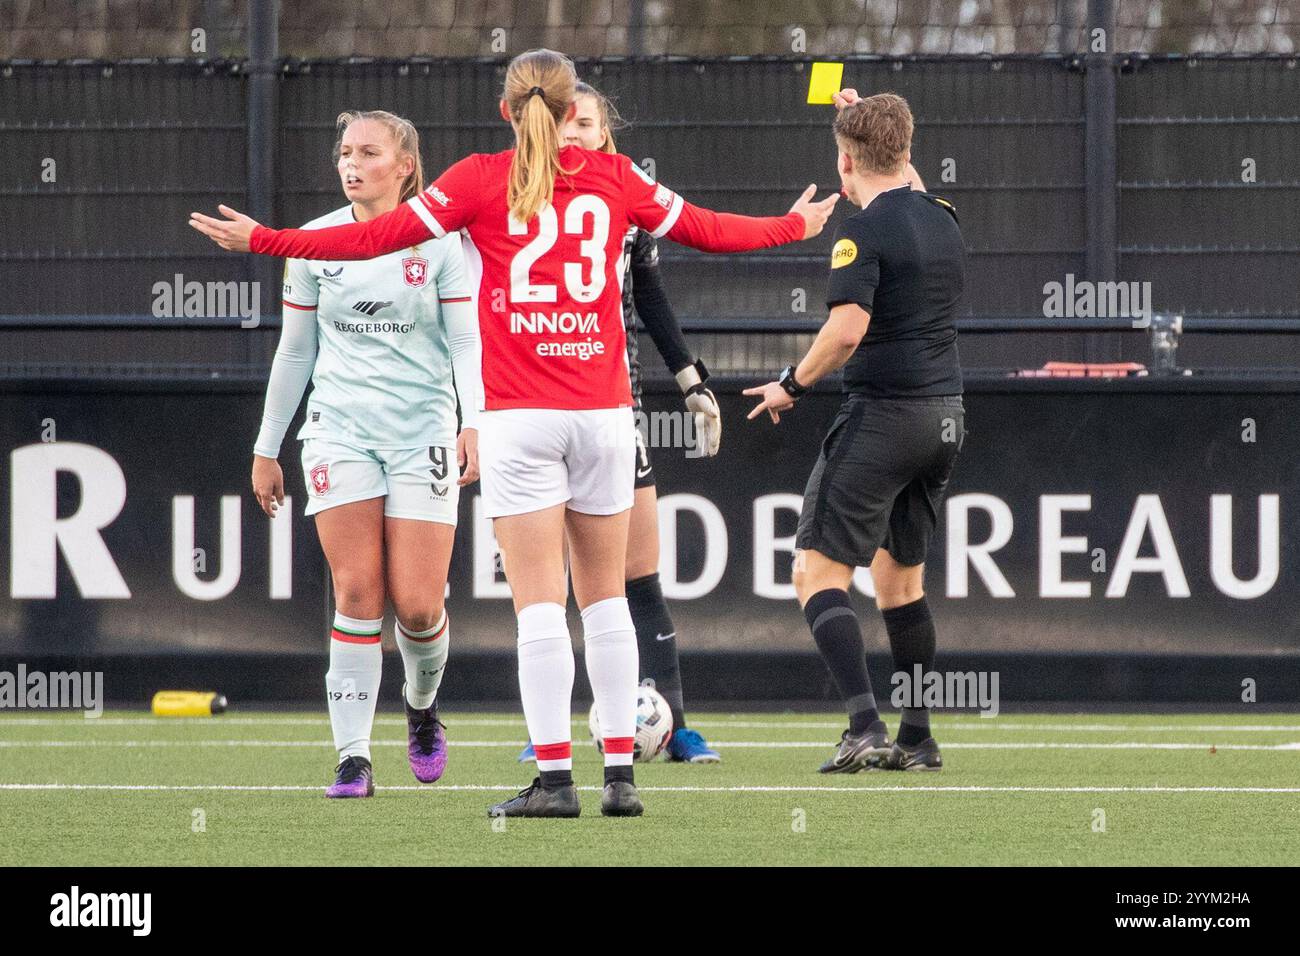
[1015, 362, 1147, 378]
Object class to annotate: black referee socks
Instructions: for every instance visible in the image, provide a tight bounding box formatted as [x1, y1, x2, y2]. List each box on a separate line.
[626, 572, 686, 731]
[881, 596, 938, 747]
[804, 588, 880, 734]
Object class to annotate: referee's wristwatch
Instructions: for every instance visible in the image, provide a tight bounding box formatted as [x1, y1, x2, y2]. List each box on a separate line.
[778, 364, 808, 400]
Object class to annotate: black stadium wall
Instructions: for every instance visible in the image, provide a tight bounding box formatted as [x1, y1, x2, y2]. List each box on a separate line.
[2, 375, 1297, 704]
[2, 56, 1298, 370]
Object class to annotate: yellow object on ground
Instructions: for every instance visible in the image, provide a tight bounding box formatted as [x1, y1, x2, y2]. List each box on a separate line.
[151, 691, 227, 716]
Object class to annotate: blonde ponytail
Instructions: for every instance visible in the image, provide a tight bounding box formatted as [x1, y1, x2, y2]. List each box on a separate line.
[503, 49, 581, 223]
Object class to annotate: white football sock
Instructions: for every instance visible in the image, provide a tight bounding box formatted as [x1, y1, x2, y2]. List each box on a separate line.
[516, 602, 575, 772]
[326, 612, 383, 761]
[396, 611, 449, 710]
[581, 596, 639, 767]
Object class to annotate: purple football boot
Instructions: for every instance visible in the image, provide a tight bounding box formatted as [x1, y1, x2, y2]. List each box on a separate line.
[326, 755, 374, 798]
[404, 690, 448, 783]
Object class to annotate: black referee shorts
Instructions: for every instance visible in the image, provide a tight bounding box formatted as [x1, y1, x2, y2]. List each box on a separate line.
[795, 395, 965, 569]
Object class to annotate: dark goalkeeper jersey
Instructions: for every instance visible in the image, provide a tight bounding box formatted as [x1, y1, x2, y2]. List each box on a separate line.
[825, 185, 964, 397]
[620, 226, 693, 407]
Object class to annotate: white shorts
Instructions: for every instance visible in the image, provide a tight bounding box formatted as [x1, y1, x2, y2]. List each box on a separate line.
[300, 438, 460, 525]
[478, 407, 636, 519]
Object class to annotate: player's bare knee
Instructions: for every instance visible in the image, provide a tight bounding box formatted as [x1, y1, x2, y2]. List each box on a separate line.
[334, 595, 384, 619]
[392, 601, 443, 633]
[876, 583, 924, 610]
[793, 551, 844, 605]
[331, 577, 383, 619]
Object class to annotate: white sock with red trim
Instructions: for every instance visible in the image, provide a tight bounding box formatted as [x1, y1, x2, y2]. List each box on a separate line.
[516, 602, 575, 776]
[397, 611, 449, 710]
[581, 597, 639, 770]
[326, 612, 383, 761]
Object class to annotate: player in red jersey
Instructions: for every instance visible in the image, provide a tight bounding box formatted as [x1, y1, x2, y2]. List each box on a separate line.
[191, 48, 838, 818]
[508, 81, 725, 766]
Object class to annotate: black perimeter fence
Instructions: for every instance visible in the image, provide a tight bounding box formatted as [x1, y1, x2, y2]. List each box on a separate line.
[1, 53, 1298, 383]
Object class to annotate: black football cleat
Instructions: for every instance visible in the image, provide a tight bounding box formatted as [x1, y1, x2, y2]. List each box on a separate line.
[487, 777, 581, 818]
[880, 737, 943, 771]
[818, 725, 892, 773]
[601, 780, 645, 817]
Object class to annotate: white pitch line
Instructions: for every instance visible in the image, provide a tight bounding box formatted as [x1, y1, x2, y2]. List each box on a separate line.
[0, 717, 523, 728]
[0, 739, 515, 748]
[943, 742, 1300, 751]
[903, 723, 1300, 733]
[1, 783, 1299, 795]
[2, 716, 825, 727]
[1, 739, 1299, 751]
[671, 721, 1300, 733]
[6, 716, 1300, 733]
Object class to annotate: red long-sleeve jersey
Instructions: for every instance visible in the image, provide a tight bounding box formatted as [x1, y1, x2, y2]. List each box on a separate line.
[252, 147, 804, 410]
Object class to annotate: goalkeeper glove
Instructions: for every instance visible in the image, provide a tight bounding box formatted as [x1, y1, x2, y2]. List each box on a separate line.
[676, 359, 721, 457]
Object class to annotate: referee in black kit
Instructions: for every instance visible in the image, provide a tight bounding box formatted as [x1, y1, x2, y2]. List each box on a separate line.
[745, 89, 965, 773]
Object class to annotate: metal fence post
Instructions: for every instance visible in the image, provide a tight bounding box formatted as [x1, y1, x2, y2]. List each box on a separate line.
[629, 0, 646, 56]
[1084, 0, 1119, 361]
[202, 0, 224, 56]
[247, 0, 279, 349]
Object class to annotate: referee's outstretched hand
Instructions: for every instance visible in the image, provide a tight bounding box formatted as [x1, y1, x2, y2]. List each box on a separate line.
[189, 204, 260, 252]
[789, 185, 840, 239]
[743, 381, 795, 425]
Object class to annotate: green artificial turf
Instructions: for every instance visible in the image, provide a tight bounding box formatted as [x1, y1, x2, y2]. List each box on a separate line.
[2, 711, 1298, 866]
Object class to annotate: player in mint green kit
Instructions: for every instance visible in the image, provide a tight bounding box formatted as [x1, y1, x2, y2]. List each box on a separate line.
[251, 110, 484, 798]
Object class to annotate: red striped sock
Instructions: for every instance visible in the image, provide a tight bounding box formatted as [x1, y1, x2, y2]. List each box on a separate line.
[581, 598, 638, 769]
[603, 736, 635, 768]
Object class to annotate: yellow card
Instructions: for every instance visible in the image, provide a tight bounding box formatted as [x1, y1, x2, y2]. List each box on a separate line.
[806, 61, 844, 104]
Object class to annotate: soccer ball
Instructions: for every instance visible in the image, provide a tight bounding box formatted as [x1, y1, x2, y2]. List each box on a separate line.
[588, 684, 674, 762]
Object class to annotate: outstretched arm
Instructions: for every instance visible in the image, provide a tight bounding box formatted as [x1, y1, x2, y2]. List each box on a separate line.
[252, 202, 434, 259]
[652, 184, 838, 253]
[191, 155, 483, 260]
[190, 201, 435, 261]
[622, 154, 838, 254]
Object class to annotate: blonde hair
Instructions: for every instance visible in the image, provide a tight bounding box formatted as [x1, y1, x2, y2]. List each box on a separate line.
[833, 93, 913, 176]
[504, 49, 581, 222]
[574, 80, 624, 154]
[333, 110, 424, 204]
